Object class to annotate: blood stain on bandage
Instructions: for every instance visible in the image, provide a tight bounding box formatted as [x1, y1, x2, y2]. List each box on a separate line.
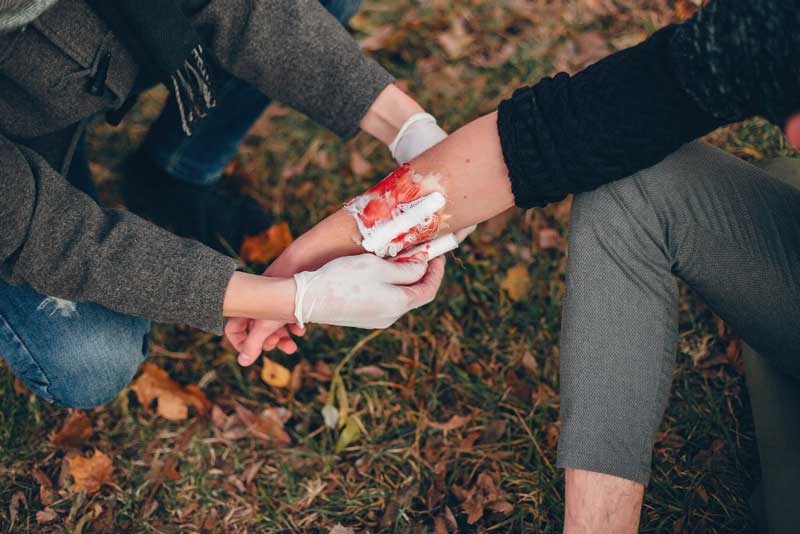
[345, 164, 446, 257]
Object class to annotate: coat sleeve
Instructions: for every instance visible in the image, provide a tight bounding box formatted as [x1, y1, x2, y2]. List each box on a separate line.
[497, 0, 800, 209]
[192, 0, 396, 139]
[0, 135, 238, 333]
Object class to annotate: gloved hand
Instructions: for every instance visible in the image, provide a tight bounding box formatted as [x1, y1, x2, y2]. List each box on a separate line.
[388, 112, 448, 165]
[293, 253, 445, 329]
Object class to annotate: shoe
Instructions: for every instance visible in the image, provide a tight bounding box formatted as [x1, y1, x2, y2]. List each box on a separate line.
[122, 152, 273, 255]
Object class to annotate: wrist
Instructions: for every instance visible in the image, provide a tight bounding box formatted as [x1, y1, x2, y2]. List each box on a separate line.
[223, 271, 296, 323]
[360, 84, 425, 144]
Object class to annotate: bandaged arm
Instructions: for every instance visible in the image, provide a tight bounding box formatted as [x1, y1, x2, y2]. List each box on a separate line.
[271, 112, 513, 275]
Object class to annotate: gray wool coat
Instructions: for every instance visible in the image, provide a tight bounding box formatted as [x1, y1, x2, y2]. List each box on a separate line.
[0, 0, 394, 333]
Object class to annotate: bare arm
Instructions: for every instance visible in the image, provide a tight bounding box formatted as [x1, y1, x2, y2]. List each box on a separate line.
[272, 112, 512, 274]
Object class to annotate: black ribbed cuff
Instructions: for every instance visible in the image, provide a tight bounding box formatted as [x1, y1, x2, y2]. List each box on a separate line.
[497, 86, 569, 209]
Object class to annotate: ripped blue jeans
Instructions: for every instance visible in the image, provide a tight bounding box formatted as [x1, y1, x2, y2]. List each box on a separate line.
[0, 0, 362, 408]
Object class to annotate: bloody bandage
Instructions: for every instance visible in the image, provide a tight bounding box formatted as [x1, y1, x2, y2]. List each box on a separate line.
[345, 164, 445, 257]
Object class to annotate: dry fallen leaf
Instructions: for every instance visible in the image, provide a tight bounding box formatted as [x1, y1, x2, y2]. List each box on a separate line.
[234, 404, 291, 447]
[426, 414, 471, 431]
[329, 525, 356, 534]
[131, 363, 211, 421]
[261, 358, 292, 388]
[500, 264, 531, 301]
[453, 472, 505, 525]
[36, 507, 58, 524]
[437, 17, 474, 59]
[50, 411, 93, 448]
[68, 450, 113, 494]
[9, 491, 25, 524]
[675, 0, 701, 20]
[32, 468, 55, 506]
[239, 222, 293, 264]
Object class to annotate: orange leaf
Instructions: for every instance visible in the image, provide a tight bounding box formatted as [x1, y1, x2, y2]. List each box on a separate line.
[675, 0, 700, 20]
[68, 450, 112, 494]
[239, 222, 293, 264]
[131, 363, 211, 421]
[50, 411, 93, 448]
[261, 358, 292, 388]
[500, 264, 531, 302]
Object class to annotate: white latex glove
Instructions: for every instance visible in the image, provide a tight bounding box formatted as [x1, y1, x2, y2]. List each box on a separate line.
[388, 112, 448, 165]
[293, 253, 445, 329]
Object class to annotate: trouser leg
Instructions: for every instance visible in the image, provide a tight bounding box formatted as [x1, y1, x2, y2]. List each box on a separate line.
[0, 278, 149, 408]
[558, 141, 800, 485]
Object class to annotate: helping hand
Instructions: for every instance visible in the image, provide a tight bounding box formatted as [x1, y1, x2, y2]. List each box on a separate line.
[225, 112, 450, 365]
[293, 253, 445, 329]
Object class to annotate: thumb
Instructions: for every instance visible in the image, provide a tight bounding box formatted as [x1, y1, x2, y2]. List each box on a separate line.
[403, 255, 446, 308]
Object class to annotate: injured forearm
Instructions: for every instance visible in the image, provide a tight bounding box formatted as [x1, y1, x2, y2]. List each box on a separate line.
[274, 111, 515, 273]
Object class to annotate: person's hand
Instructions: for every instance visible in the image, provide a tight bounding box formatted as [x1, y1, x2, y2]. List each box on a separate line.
[228, 112, 450, 364]
[294, 253, 445, 329]
[388, 112, 448, 165]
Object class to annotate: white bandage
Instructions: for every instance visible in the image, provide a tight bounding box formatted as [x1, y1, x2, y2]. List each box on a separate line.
[349, 191, 446, 258]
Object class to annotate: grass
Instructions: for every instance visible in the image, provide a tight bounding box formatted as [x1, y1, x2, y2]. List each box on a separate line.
[1, 0, 795, 532]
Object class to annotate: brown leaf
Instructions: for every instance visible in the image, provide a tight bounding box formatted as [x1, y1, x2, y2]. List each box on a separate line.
[9, 491, 25, 524]
[329, 525, 356, 534]
[675, 0, 701, 20]
[36, 507, 58, 524]
[437, 17, 473, 59]
[457, 472, 498, 524]
[354, 365, 386, 378]
[489, 500, 514, 514]
[68, 450, 113, 494]
[131, 363, 211, 421]
[521, 352, 539, 374]
[234, 404, 291, 447]
[350, 152, 373, 177]
[50, 411, 93, 448]
[261, 358, 292, 388]
[32, 469, 55, 506]
[434, 516, 449, 534]
[500, 264, 531, 301]
[239, 222, 293, 264]
[426, 414, 471, 431]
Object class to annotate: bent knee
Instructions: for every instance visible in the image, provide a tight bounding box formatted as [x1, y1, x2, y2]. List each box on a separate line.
[44, 325, 148, 409]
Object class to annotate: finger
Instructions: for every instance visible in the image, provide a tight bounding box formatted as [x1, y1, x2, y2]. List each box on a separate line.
[276, 338, 298, 354]
[403, 255, 446, 308]
[238, 320, 284, 366]
[289, 324, 306, 337]
[224, 318, 251, 352]
[381, 255, 429, 285]
[454, 224, 478, 243]
[264, 327, 291, 351]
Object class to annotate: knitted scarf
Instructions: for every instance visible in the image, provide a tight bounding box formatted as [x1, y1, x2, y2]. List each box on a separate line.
[86, 0, 217, 135]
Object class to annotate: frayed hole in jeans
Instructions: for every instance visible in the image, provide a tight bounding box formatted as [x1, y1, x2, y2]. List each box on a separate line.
[36, 297, 79, 318]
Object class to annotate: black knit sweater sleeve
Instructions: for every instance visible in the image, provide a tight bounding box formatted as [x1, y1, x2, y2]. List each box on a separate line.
[498, 0, 800, 209]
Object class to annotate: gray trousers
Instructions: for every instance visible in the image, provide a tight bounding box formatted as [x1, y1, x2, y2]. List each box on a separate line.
[558, 141, 800, 488]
